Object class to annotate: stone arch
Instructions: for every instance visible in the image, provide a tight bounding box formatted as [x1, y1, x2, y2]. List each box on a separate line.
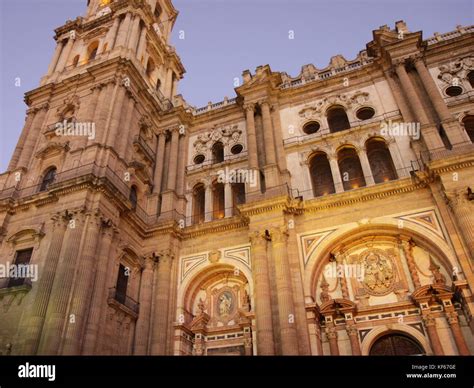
[360, 324, 432, 355]
[177, 254, 254, 321]
[304, 221, 460, 298]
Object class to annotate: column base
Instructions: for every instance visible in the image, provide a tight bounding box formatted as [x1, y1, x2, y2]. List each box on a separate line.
[160, 190, 179, 216]
[442, 119, 471, 148]
[421, 123, 446, 151]
[263, 164, 281, 190]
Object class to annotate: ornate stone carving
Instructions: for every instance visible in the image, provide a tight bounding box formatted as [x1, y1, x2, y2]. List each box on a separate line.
[208, 249, 221, 264]
[438, 56, 474, 85]
[358, 248, 396, 296]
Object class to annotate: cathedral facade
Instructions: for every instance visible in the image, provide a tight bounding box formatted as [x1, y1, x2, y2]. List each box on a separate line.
[0, 0, 474, 356]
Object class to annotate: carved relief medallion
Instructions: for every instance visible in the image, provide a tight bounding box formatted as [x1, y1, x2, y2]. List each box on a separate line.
[359, 249, 395, 296]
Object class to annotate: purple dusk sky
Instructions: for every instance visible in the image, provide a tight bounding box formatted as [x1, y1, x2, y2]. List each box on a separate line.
[0, 0, 472, 172]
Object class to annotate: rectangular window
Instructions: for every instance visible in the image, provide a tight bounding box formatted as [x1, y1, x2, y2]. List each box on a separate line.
[8, 248, 33, 288]
[115, 264, 128, 305]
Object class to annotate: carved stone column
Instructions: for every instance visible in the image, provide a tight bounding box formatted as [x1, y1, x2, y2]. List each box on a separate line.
[335, 252, 350, 299]
[22, 213, 68, 354]
[81, 221, 116, 354]
[386, 138, 407, 177]
[422, 313, 444, 355]
[38, 209, 86, 355]
[357, 148, 375, 186]
[153, 131, 166, 194]
[244, 103, 259, 171]
[399, 237, 421, 289]
[395, 61, 430, 126]
[106, 84, 128, 149]
[445, 311, 470, 355]
[325, 320, 340, 355]
[394, 60, 444, 150]
[78, 85, 102, 148]
[204, 182, 213, 222]
[136, 25, 147, 61]
[62, 212, 102, 355]
[166, 128, 180, 192]
[8, 109, 36, 170]
[46, 40, 65, 75]
[176, 132, 187, 197]
[345, 321, 361, 356]
[385, 70, 416, 123]
[115, 13, 132, 48]
[127, 15, 141, 52]
[150, 250, 173, 355]
[249, 231, 275, 355]
[260, 101, 277, 166]
[134, 255, 156, 355]
[286, 217, 312, 354]
[270, 227, 299, 355]
[413, 57, 469, 146]
[446, 190, 474, 259]
[104, 17, 120, 52]
[17, 104, 48, 169]
[224, 182, 233, 217]
[55, 37, 74, 72]
[270, 104, 288, 173]
[328, 154, 344, 193]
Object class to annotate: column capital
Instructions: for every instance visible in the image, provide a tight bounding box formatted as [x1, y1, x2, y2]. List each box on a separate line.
[143, 254, 157, 270]
[157, 249, 174, 264]
[258, 99, 271, 109]
[326, 326, 338, 340]
[243, 102, 256, 112]
[422, 313, 437, 327]
[269, 226, 289, 244]
[445, 311, 459, 325]
[346, 324, 358, 337]
[249, 231, 267, 247]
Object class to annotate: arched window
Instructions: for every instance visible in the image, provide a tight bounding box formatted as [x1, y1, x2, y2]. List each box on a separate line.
[87, 41, 99, 62]
[212, 142, 224, 163]
[337, 147, 366, 190]
[327, 105, 350, 133]
[232, 183, 246, 206]
[146, 59, 155, 79]
[462, 115, 474, 142]
[129, 185, 138, 209]
[369, 333, 425, 356]
[72, 55, 80, 67]
[309, 153, 335, 197]
[192, 183, 205, 224]
[154, 4, 162, 20]
[366, 138, 397, 183]
[39, 167, 57, 192]
[468, 71, 474, 89]
[212, 181, 225, 219]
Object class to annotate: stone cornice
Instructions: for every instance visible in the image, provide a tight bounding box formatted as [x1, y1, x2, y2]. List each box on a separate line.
[304, 178, 426, 213]
[181, 216, 249, 240]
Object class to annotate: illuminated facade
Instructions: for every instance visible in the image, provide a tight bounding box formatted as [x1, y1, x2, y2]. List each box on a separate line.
[0, 0, 474, 355]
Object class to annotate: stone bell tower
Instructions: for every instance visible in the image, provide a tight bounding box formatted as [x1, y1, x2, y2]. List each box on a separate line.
[1, 0, 187, 356]
[8, 0, 185, 177]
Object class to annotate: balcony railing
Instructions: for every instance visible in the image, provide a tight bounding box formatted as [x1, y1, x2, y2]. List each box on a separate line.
[133, 135, 156, 162]
[420, 143, 474, 164]
[108, 287, 139, 315]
